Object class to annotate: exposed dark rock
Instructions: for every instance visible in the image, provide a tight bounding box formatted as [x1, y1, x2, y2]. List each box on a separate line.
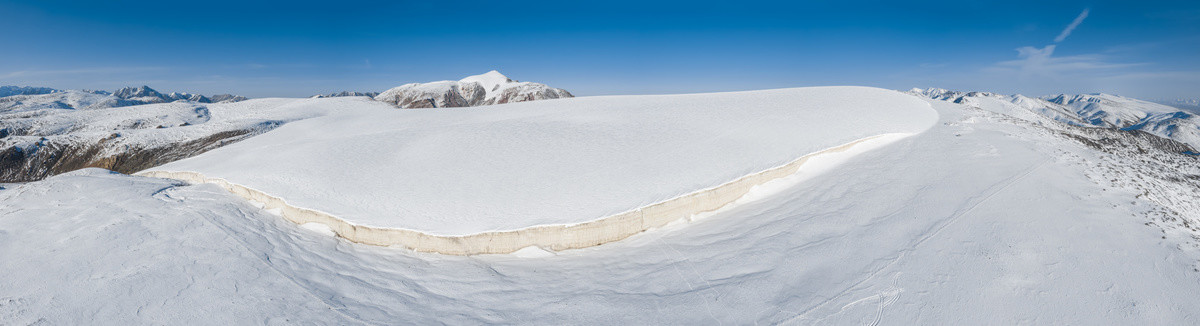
[0, 126, 277, 182]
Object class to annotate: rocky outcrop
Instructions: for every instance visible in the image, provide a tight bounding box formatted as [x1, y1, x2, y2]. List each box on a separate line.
[374, 71, 572, 108]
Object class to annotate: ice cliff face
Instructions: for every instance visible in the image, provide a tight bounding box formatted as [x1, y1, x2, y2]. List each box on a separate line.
[374, 71, 572, 108]
[909, 88, 1200, 149]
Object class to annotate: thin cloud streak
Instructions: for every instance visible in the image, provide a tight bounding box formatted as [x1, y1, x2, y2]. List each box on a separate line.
[1054, 8, 1089, 43]
[0, 66, 170, 79]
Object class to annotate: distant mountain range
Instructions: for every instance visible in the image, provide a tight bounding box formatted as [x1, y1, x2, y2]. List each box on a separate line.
[1151, 98, 1200, 113]
[0, 85, 248, 111]
[908, 88, 1200, 150]
[0, 86, 60, 97]
[311, 91, 380, 99]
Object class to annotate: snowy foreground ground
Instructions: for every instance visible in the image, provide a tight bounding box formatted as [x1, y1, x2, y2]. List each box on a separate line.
[3, 89, 1200, 324]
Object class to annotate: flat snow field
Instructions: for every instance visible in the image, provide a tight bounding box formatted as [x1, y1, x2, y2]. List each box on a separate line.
[147, 86, 937, 235]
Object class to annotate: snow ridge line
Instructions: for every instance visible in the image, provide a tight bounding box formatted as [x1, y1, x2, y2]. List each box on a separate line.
[136, 133, 909, 256]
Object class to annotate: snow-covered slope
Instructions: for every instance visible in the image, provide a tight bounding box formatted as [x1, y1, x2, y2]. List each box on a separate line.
[0, 89, 140, 111]
[909, 88, 1200, 149]
[146, 87, 936, 247]
[4, 91, 1200, 323]
[0, 97, 333, 182]
[0, 86, 257, 181]
[1044, 93, 1184, 127]
[374, 70, 572, 108]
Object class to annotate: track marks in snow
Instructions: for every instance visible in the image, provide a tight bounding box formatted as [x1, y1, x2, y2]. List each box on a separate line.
[654, 238, 725, 325]
[785, 159, 1050, 324]
[910, 159, 1050, 250]
[147, 182, 369, 324]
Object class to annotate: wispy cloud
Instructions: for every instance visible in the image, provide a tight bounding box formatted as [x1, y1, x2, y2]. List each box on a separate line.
[0, 66, 169, 79]
[992, 8, 1112, 77]
[989, 46, 1144, 77]
[1054, 8, 1089, 43]
[959, 8, 1194, 97]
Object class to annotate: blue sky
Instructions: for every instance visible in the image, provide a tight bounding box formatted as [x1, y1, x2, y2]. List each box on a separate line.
[0, 0, 1196, 99]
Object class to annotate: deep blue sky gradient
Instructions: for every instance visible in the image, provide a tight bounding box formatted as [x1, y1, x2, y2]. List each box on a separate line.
[1, 0, 1197, 98]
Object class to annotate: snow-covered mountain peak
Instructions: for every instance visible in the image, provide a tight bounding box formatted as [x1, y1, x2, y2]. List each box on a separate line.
[113, 85, 164, 100]
[375, 71, 572, 108]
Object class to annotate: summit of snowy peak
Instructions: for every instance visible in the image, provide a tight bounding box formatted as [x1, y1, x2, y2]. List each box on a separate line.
[459, 70, 515, 93]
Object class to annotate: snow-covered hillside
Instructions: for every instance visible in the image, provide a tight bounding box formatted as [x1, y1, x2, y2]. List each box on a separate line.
[3, 87, 1200, 323]
[144, 87, 935, 253]
[0, 89, 140, 111]
[0, 96, 327, 182]
[909, 88, 1200, 149]
[0, 86, 255, 182]
[374, 70, 572, 108]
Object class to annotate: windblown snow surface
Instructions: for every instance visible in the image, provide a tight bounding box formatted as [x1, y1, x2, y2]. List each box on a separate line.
[3, 89, 1200, 324]
[147, 86, 936, 235]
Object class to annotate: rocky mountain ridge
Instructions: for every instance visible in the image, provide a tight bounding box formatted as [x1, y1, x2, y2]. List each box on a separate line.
[311, 91, 380, 99]
[908, 88, 1200, 150]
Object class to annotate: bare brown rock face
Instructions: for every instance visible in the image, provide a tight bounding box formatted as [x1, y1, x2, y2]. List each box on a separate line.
[0, 90, 271, 182]
[0, 127, 275, 182]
